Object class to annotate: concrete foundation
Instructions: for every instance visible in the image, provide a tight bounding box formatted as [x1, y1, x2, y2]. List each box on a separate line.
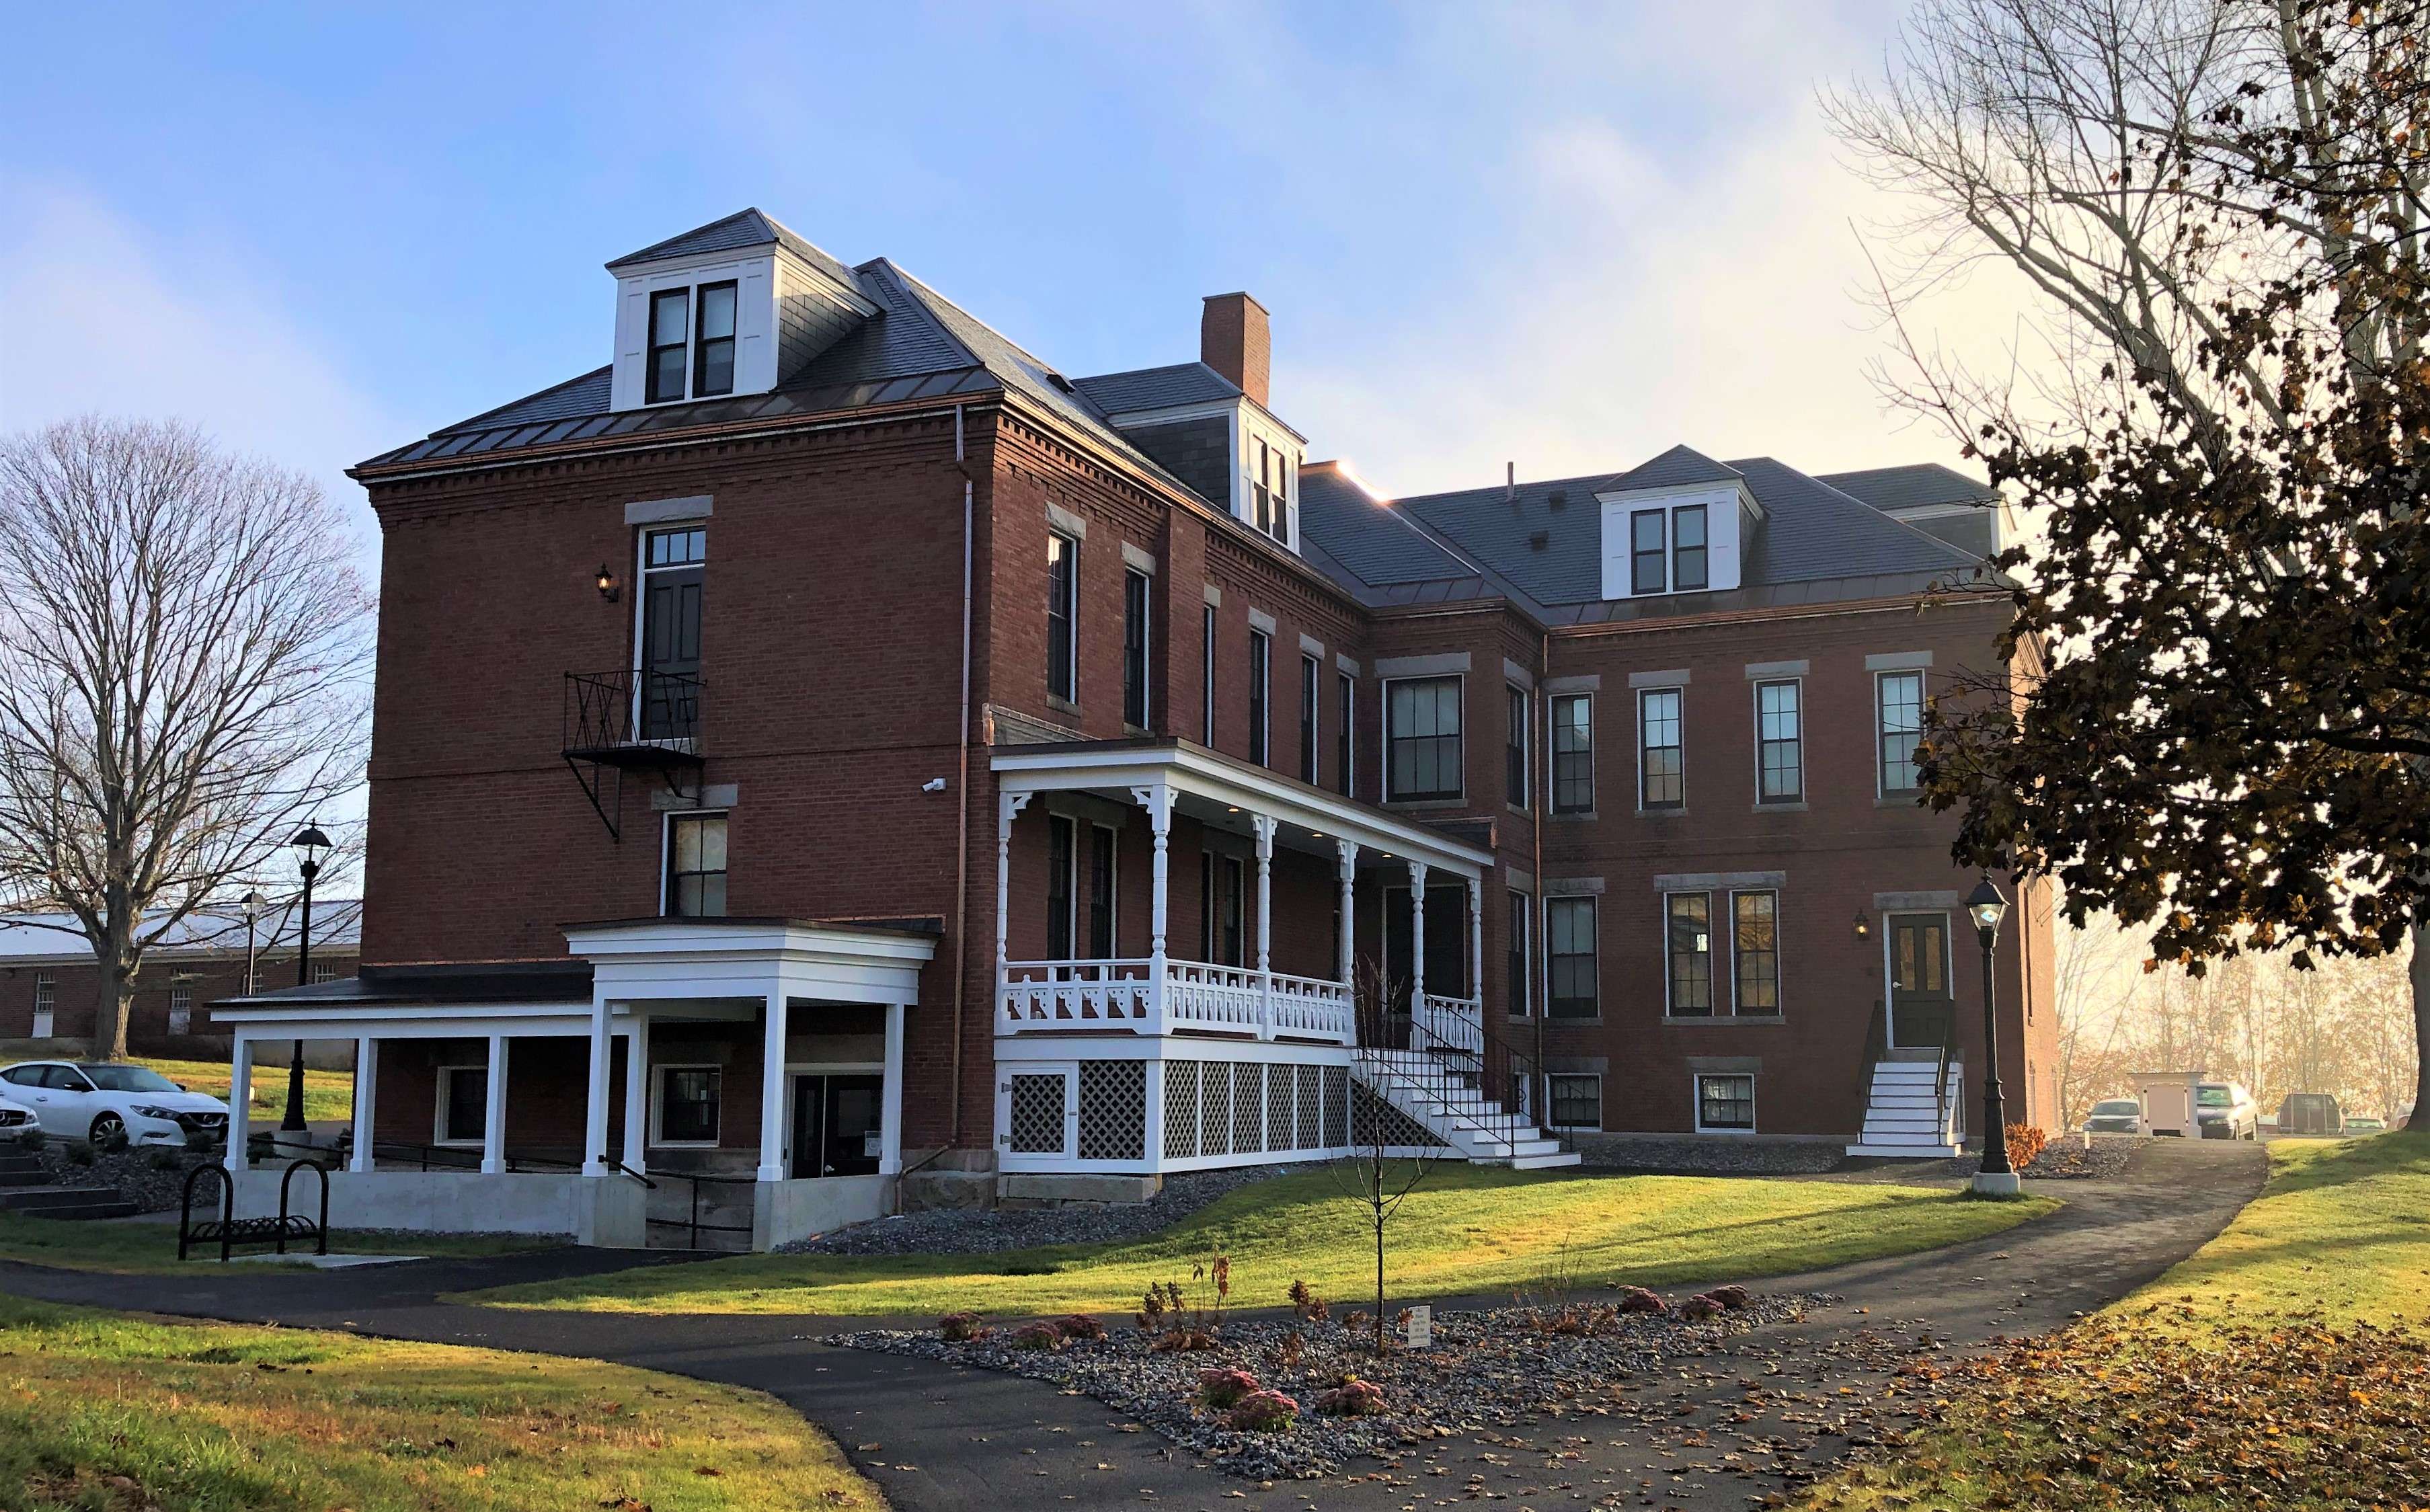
[752, 1174, 890, 1248]
[230, 1167, 584, 1237]
[996, 1172, 1163, 1207]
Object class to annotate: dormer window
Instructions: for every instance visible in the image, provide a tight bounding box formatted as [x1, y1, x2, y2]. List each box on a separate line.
[693, 281, 737, 397]
[1673, 504, 1708, 590]
[1626, 502, 1711, 595]
[1252, 438, 1292, 544]
[647, 289, 689, 404]
[1631, 510, 1665, 594]
[645, 280, 739, 405]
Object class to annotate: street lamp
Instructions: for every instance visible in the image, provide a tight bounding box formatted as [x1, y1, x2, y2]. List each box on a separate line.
[1965, 873, 2017, 1195]
[241, 889, 266, 997]
[280, 824, 332, 1137]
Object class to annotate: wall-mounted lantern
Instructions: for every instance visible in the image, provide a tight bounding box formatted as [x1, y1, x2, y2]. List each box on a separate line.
[596, 565, 621, 602]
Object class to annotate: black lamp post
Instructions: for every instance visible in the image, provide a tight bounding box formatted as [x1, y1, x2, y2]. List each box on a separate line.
[241, 889, 266, 996]
[280, 824, 331, 1136]
[1965, 873, 2016, 1195]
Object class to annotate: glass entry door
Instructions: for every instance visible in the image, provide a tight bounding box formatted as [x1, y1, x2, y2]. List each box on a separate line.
[789, 1073, 884, 1179]
[1887, 913, 1954, 1049]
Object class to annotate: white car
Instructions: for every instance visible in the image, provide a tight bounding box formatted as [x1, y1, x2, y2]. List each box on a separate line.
[0, 1061, 231, 1148]
[0, 1092, 36, 1143]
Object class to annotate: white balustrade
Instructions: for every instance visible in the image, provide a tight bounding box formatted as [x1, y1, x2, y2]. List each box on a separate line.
[1413, 992, 1484, 1056]
[999, 959, 1157, 1027]
[999, 958, 1354, 1045]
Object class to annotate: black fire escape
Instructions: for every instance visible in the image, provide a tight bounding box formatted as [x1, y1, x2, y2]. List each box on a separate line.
[563, 668, 705, 840]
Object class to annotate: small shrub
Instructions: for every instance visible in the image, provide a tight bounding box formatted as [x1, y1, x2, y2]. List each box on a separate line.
[937, 1311, 992, 1343]
[1342, 1309, 1370, 1334]
[1679, 1294, 1724, 1321]
[1227, 1388, 1298, 1433]
[1151, 1327, 1217, 1353]
[1288, 1279, 1329, 1322]
[18, 1129, 44, 1153]
[1052, 1313, 1105, 1342]
[1136, 1283, 1168, 1330]
[1615, 1286, 1668, 1315]
[1198, 1367, 1259, 1408]
[1269, 1330, 1306, 1371]
[1009, 1322, 1064, 1353]
[2005, 1122, 2049, 1169]
[1314, 1378, 1386, 1417]
[1704, 1284, 1750, 1311]
[65, 1143, 93, 1168]
[147, 1148, 183, 1172]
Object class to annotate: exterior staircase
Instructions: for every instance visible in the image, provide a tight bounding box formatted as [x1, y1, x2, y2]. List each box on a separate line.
[1352, 1048, 1580, 1169]
[0, 1150, 141, 1220]
[1845, 1058, 1965, 1158]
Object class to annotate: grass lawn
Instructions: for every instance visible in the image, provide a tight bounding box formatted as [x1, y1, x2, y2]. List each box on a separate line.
[135, 1055, 355, 1125]
[1807, 1134, 2430, 1510]
[0, 1209, 555, 1273]
[0, 1294, 875, 1511]
[468, 1162, 2057, 1317]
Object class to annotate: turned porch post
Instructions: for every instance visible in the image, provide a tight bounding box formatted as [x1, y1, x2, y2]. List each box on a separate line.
[1334, 840, 1360, 986]
[1408, 860, 1430, 1041]
[1467, 875, 1484, 1006]
[1131, 783, 1173, 1031]
[1253, 813, 1278, 1039]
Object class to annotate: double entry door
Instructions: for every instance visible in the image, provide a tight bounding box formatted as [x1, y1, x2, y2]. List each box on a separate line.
[789, 1072, 882, 1179]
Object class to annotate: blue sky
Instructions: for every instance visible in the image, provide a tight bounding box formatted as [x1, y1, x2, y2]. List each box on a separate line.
[1, 1, 2010, 526]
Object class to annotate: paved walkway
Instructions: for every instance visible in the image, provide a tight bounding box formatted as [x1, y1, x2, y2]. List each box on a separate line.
[0, 1140, 2264, 1512]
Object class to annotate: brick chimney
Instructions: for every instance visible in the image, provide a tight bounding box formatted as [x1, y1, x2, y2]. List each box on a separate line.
[1200, 292, 1271, 408]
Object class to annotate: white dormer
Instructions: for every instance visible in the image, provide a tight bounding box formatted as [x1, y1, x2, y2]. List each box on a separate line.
[1598, 475, 1760, 600]
[605, 209, 876, 412]
[1239, 411, 1302, 551]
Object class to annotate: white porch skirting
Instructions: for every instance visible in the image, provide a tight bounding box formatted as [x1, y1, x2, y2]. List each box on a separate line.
[227, 1167, 647, 1245]
[752, 1173, 890, 1249]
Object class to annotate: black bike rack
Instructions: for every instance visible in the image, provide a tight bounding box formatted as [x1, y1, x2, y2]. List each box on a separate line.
[178, 1159, 331, 1262]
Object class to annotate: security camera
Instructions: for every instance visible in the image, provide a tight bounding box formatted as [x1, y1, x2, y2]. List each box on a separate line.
[922, 777, 947, 793]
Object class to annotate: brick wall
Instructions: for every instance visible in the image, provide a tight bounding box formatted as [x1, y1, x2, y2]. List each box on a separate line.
[0, 950, 361, 1053]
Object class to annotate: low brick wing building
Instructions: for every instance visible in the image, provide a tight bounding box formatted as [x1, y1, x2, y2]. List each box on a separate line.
[3, 905, 359, 1056]
[212, 209, 2053, 1248]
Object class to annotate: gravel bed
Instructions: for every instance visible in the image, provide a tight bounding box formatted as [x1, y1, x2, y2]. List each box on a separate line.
[1577, 1139, 1848, 1176]
[783, 1164, 1302, 1255]
[33, 1144, 221, 1213]
[830, 1290, 1838, 1479]
[2014, 1136, 2140, 1181]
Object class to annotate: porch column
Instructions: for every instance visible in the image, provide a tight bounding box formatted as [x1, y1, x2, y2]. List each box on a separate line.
[1335, 840, 1360, 986]
[1408, 861, 1429, 1006]
[757, 990, 789, 1183]
[1253, 814, 1278, 1039]
[349, 1036, 379, 1174]
[225, 1035, 252, 1179]
[879, 1002, 906, 1176]
[481, 1034, 510, 1175]
[582, 988, 612, 1177]
[621, 1013, 650, 1172]
[1130, 783, 1173, 1030]
[1468, 875, 1484, 1004]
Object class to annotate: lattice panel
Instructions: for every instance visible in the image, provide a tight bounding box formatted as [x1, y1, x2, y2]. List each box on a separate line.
[1233, 1062, 1266, 1153]
[1007, 1072, 1068, 1155]
[1323, 1066, 1351, 1147]
[1163, 1060, 1201, 1159]
[1078, 1060, 1147, 1161]
[1263, 1065, 1293, 1150]
[1296, 1065, 1325, 1150]
[1351, 1082, 1449, 1149]
[1200, 1062, 1236, 1156]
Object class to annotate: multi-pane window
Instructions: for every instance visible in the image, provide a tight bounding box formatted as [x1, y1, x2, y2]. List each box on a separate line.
[1046, 533, 1077, 703]
[1733, 890, 1780, 1015]
[691, 280, 737, 397]
[656, 1066, 721, 1144]
[1505, 686, 1529, 807]
[664, 812, 728, 918]
[1551, 693, 1594, 813]
[1756, 680, 1804, 803]
[1201, 604, 1217, 743]
[33, 973, 55, 1030]
[1122, 569, 1151, 727]
[1666, 891, 1713, 1015]
[1221, 855, 1245, 965]
[1549, 1074, 1602, 1131]
[1547, 896, 1598, 1018]
[645, 287, 689, 403]
[167, 984, 192, 1036]
[1299, 653, 1321, 783]
[1247, 629, 1271, 765]
[1877, 670, 1925, 795]
[1507, 890, 1532, 1016]
[1631, 509, 1665, 594]
[1696, 1073, 1755, 1131]
[1385, 676, 1462, 801]
[1335, 673, 1354, 796]
[439, 1066, 488, 1145]
[1198, 852, 1245, 965]
[1639, 687, 1684, 809]
[1251, 440, 1292, 543]
[1046, 815, 1076, 959]
[1088, 824, 1117, 958]
[1672, 504, 1709, 590]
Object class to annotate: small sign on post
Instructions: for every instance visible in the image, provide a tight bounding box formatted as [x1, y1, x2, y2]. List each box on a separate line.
[1404, 1304, 1432, 1349]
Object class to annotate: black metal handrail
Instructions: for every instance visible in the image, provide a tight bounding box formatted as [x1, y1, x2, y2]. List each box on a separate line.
[564, 668, 703, 752]
[266, 1132, 582, 1175]
[643, 1168, 755, 1250]
[600, 1158, 657, 1188]
[1351, 994, 1564, 1162]
[1934, 1012, 1963, 1144]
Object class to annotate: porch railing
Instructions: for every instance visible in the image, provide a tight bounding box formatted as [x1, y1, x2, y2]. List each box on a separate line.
[998, 957, 1354, 1043]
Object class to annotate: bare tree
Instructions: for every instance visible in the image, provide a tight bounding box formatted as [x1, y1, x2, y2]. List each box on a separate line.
[0, 418, 372, 1057]
[1338, 958, 1445, 1353]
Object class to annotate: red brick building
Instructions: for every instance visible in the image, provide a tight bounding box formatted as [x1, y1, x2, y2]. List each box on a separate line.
[212, 210, 2053, 1247]
[3, 905, 358, 1055]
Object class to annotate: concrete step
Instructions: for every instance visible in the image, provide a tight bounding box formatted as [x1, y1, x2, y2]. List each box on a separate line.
[0, 1170, 51, 1188]
[1844, 1141, 1964, 1159]
[1510, 1150, 1583, 1170]
[0, 1186, 136, 1218]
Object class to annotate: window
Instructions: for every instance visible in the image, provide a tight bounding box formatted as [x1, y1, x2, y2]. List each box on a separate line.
[1696, 1073, 1756, 1132]
[645, 287, 689, 403]
[31, 973, 53, 1037]
[1551, 693, 1594, 813]
[691, 280, 737, 397]
[1251, 440, 1292, 543]
[638, 526, 704, 741]
[1667, 891, 1713, 1015]
[1547, 896, 1598, 1018]
[1507, 890, 1532, 1017]
[1877, 670, 1925, 795]
[1247, 629, 1271, 765]
[313, 964, 340, 984]
[1201, 604, 1217, 744]
[1733, 890, 1780, 1015]
[1385, 676, 1462, 801]
[1200, 852, 1216, 959]
[1505, 686, 1529, 807]
[1299, 653, 1321, 783]
[1253, 438, 1276, 535]
[1631, 508, 1666, 594]
[1672, 504, 1709, 591]
[167, 984, 192, 1036]
[1046, 815, 1076, 959]
[1221, 855, 1245, 965]
[1046, 532, 1077, 703]
[664, 812, 728, 918]
[654, 1065, 721, 1146]
[1088, 824, 1118, 958]
[1548, 1074, 1602, 1131]
[1639, 687, 1683, 809]
[438, 1066, 487, 1146]
[1335, 673, 1354, 796]
[1122, 569, 1151, 727]
[1756, 680, 1803, 803]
